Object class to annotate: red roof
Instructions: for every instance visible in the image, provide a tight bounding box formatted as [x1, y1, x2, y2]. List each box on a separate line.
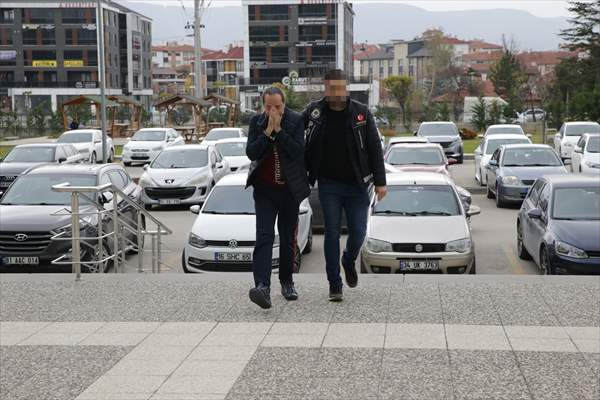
[442, 37, 470, 45]
[202, 46, 244, 61]
[353, 43, 380, 60]
[468, 40, 503, 51]
[460, 52, 502, 63]
[517, 51, 576, 67]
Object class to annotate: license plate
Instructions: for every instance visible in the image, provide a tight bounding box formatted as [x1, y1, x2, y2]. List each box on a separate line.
[159, 199, 181, 205]
[2, 257, 39, 265]
[215, 252, 251, 262]
[399, 259, 439, 271]
[0, 181, 11, 188]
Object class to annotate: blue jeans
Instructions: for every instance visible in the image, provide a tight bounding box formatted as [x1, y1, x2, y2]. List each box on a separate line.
[318, 178, 371, 289]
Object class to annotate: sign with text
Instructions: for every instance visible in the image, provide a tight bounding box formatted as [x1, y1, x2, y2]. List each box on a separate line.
[60, 2, 95, 8]
[298, 17, 328, 25]
[64, 60, 84, 67]
[32, 60, 57, 67]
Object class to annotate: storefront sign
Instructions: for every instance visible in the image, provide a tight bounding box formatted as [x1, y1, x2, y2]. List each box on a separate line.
[60, 2, 95, 8]
[298, 17, 327, 25]
[32, 60, 57, 67]
[64, 60, 84, 67]
[0, 50, 16, 61]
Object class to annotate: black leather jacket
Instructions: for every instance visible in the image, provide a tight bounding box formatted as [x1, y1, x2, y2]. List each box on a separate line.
[303, 98, 386, 187]
[245, 108, 311, 202]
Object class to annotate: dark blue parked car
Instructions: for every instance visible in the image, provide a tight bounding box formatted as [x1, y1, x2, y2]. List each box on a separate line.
[517, 175, 600, 275]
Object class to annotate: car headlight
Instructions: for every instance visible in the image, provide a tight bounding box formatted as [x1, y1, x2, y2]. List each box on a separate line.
[188, 233, 207, 249]
[445, 238, 472, 253]
[555, 241, 587, 259]
[365, 238, 392, 253]
[502, 176, 520, 185]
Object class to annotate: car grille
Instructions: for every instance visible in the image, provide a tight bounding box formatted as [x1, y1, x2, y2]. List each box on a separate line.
[586, 251, 600, 258]
[132, 149, 149, 152]
[188, 258, 278, 272]
[392, 243, 446, 253]
[205, 240, 255, 247]
[439, 142, 453, 148]
[145, 187, 196, 200]
[521, 180, 535, 186]
[131, 155, 150, 160]
[0, 231, 53, 254]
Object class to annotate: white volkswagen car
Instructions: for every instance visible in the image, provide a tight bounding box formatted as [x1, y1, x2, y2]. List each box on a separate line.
[182, 173, 313, 273]
[56, 129, 114, 163]
[572, 133, 600, 174]
[202, 127, 247, 146]
[361, 172, 479, 274]
[474, 134, 531, 185]
[554, 121, 600, 161]
[122, 128, 185, 166]
[215, 138, 250, 172]
[139, 145, 229, 208]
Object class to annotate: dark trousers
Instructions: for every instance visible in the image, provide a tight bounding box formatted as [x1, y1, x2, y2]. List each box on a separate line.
[318, 178, 371, 289]
[252, 185, 299, 288]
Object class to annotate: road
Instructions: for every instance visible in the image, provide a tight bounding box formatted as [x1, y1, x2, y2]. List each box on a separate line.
[123, 160, 540, 275]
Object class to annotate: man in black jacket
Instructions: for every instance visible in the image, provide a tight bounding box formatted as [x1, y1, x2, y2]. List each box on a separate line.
[246, 86, 310, 309]
[304, 69, 387, 302]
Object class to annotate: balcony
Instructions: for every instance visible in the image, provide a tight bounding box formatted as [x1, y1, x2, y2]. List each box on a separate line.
[1, 81, 98, 89]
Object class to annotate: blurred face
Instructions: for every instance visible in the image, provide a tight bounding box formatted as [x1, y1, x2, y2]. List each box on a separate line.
[325, 79, 348, 109]
[263, 93, 284, 116]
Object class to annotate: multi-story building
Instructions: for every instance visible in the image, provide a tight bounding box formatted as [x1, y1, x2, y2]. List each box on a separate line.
[152, 42, 217, 69]
[0, 0, 153, 113]
[202, 46, 244, 100]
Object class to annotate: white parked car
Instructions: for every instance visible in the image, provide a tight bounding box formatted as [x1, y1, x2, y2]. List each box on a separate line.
[384, 136, 429, 153]
[215, 138, 250, 172]
[139, 145, 229, 208]
[202, 127, 247, 146]
[517, 109, 545, 123]
[361, 172, 479, 274]
[572, 133, 600, 174]
[56, 129, 114, 163]
[122, 128, 185, 166]
[481, 124, 526, 138]
[182, 173, 313, 273]
[474, 134, 532, 185]
[554, 121, 600, 161]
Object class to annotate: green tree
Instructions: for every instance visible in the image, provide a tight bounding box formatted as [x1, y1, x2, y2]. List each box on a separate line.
[423, 29, 453, 102]
[374, 106, 397, 130]
[437, 102, 450, 121]
[384, 75, 414, 131]
[471, 96, 488, 132]
[487, 100, 504, 126]
[490, 45, 525, 111]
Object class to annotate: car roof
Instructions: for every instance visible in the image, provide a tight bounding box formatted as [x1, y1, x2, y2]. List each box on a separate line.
[582, 133, 600, 138]
[541, 174, 600, 188]
[564, 121, 600, 126]
[500, 144, 552, 150]
[485, 134, 530, 140]
[487, 124, 523, 129]
[419, 121, 455, 125]
[164, 144, 209, 151]
[215, 137, 248, 144]
[15, 143, 63, 148]
[208, 127, 243, 131]
[24, 163, 115, 176]
[62, 129, 100, 134]
[136, 127, 170, 132]
[388, 143, 442, 150]
[214, 172, 248, 186]
[386, 171, 454, 186]
[388, 137, 428, 143]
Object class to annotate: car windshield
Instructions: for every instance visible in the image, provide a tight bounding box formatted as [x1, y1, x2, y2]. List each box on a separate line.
[486, 126, 524, 136]
[552, 187, 600, 220]
[566, 124, 600, 136]
[131, 130, 166, 141]
[203, 185, 254, 214]
[373, 185, 460, 216]
[216, 142, 246, 157]
[0, 174, 96, 206]
[3, 147, 55, 162]
[502, 148, 562, 166]
[386, 148, 443, 165]
[205, 129, 240, 141]
[57, 132, 93, 143]
[486, 138, 530, 155]
[151, 149, 208, 169]
[586, 136, 600, 153]
[418, 124, 458, 136]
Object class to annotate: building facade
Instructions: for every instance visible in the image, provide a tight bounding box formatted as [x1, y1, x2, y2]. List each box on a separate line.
[0, 0, 153, 113]
[203, 46, 244, 100]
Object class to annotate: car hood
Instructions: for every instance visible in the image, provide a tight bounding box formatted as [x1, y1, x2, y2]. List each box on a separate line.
[145, 167, 210, 186]
[392, 165, 449, 175]
[225, 156, 251, 168]
[0, 162, 46, 175]
[500, 166, 568, 179]
[583, 153, 600, 163]
[551, 220, 600, 252]
[192, 213, 274, 241]
[69, 143, 91, 151]
[369, 215, 468, 244]
[425, 136, 460, 143]
[126, 141, 163, 149]
[0, 205, 79, 231]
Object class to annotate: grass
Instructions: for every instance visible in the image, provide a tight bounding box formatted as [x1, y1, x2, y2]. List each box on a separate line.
[0, 144, 123, 159]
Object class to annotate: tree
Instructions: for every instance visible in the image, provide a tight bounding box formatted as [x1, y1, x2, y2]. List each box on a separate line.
[384, 75, 414, 131]
[560, 1, 600, 57]
[437, 102, 450, 121]
[490, 41, 525, 111]
[423, 29, 453, 102]
[374, 106, 397, 130]
[487, 100, 504, 126]
[471, 96, 488, 132]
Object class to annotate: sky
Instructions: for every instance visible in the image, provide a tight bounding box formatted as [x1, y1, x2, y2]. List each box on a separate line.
[131, 0, 573, 18]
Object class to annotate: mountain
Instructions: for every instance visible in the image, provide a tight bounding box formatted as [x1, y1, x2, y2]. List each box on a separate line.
[121, 1, 567, 51]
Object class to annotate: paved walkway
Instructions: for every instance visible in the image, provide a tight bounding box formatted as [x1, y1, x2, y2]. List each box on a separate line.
[1, 274, 599, 400]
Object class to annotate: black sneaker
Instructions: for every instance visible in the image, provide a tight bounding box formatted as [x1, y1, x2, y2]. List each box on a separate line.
[281, 282, 298, 301]
[249, 285, 271, 309]
[342, 259, 358, 288]
[329, 285, 343, 302]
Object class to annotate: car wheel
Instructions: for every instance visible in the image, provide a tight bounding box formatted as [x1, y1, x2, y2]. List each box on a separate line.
[124, 162, 132, 167]
[457, 153, 464, 164]
[302, 220, 313, 255]
[108, 149, 114, 163]
[517, 222, 532, 260]
[82, 241, 112, 273]
[495, 186, 505, 208]
[293, 245, 302, 273]
[540, 246, 554, 275]
[90, 152, 97, 164]
[360, 257, 368, 273]
[486, 183, 495, 199]
[181, 251, 193, 273]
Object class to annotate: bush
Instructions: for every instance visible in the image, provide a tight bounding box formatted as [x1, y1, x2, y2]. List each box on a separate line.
[380, 128, 398, 137]
[460, 127, 479, 139]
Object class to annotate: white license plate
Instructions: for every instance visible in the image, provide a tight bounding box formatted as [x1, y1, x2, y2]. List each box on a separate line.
[159, 199, 181, 205]
[399, 259, 439, 271]
[3, 257, 39, 265]
[215, 252, 251, 262]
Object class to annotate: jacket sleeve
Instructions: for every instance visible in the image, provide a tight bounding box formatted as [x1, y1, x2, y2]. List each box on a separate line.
[274, 114, 305, 161]
[246, 114, 271, 161]
[365, 110, 387, 187]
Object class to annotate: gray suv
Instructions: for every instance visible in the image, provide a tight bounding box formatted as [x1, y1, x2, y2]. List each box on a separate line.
[416, 122, 464, 163]
[0, 164, 142, 271]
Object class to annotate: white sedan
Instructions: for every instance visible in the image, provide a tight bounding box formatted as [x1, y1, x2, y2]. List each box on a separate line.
[474, 134, 531, 186]
[554, 121, 600, 161]
[122, 128, 185, 166]
[139, 145, 229, 208]
[572, 133, 600, 174]
[215, 138, 250, 172]
[202, 127, 247, 146]
[480, 124, 526, 138]
[182, 173, 313, 273]
[56, 129, 114, 163]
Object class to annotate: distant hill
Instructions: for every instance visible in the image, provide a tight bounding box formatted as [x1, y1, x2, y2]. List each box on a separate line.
[122, 1, 567, 51]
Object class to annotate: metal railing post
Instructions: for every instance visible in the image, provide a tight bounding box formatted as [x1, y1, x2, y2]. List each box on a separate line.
[156, 226, 162, 273]
[119, 224, 126, 272]
[97, 207, 103, 272]
[151, 234, 157, 273]
[112, 191, 120, 273]
[70, 192, 81, 281]
[137, 212, 144, 273]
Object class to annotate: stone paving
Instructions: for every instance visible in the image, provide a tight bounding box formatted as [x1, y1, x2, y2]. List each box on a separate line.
[0, 274, 599, 400]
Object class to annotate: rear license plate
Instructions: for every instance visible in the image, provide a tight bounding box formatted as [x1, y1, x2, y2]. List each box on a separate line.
[2, 257, 39, 265]
[399, 259, 439, 271]
[159, 199, 181, 205]
[215, 252, 251, 262]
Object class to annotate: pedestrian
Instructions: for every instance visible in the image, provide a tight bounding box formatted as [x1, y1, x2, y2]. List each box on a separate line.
[246, 86, 310, 309]
[70, 119, 79, 130]
[303, 69, 387, 302]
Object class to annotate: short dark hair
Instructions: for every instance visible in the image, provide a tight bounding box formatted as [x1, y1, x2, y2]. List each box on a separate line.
[324, 69, 347, 81]
[261, 86, 286, 103]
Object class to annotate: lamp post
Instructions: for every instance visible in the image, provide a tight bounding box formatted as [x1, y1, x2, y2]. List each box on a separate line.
[97, 0, 108, 163]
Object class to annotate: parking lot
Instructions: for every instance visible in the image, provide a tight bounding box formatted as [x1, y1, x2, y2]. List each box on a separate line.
[120, 160, 540, 275]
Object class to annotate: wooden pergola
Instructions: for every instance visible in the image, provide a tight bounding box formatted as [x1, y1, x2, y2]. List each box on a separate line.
[203, 94, 240, 129]
[60, 95, 119, 131]
[153, 94, 212, 141]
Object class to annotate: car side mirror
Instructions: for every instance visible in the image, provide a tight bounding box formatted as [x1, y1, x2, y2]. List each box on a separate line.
[100, 191, 114, 204]
[413, 131, 418, 136]
[527, 208, 542, 220]
[526, 134, 533, 138]
[447, 158, 458, 165]
[143, 165, 148, 170]
[58, 157, 67, 163]
[190, 205, 200, 215]
[466, 205, 481, 217]
[574, 147, 583, 154]
[563, 158, 572, 165]
[477, 134, 484, 139]
[488, 160, 498, 167]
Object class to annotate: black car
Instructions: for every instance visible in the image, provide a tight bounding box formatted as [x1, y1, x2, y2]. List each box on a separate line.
[415, 122, 464, 163]
[517, 174, 600, 275]
[0, 163, 142, 272]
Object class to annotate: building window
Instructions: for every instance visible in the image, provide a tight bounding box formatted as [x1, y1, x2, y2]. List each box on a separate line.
[312, 46, 336, 63]
[25, 9, 55, 24]
[0, 71, 14, 82]
[0, 8, 15, 23]
[299, 25, 334, 42]
[249, 26, 287, 42]
[299, 4, 330, 18]
[22, 25, 56, 45]
[399, 65, 404, 75]
[65, 27, 97, 45]
[251, 5, 289, 21]
[388, 65, 393, 76]
[249, 47, 267, 62]
[24, 50, 56, 67]
[0, 26, 13, 45]
[409, 65, 414, 76]
[62, 8, 93, 24]
[271, 47, 289, 63]
[0, 50, 16, 66]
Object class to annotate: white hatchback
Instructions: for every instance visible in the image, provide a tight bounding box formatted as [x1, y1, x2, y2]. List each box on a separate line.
[56, 129, 114, 163]
[202, 127, 247, 147]
[122, 128, 185, 166]
[572, 133, 600, 174]
[215, 138, 250, 172]
[554, 121, 600, 160]
[474, 134, 532, 185]
[182, 173, 313, 273]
